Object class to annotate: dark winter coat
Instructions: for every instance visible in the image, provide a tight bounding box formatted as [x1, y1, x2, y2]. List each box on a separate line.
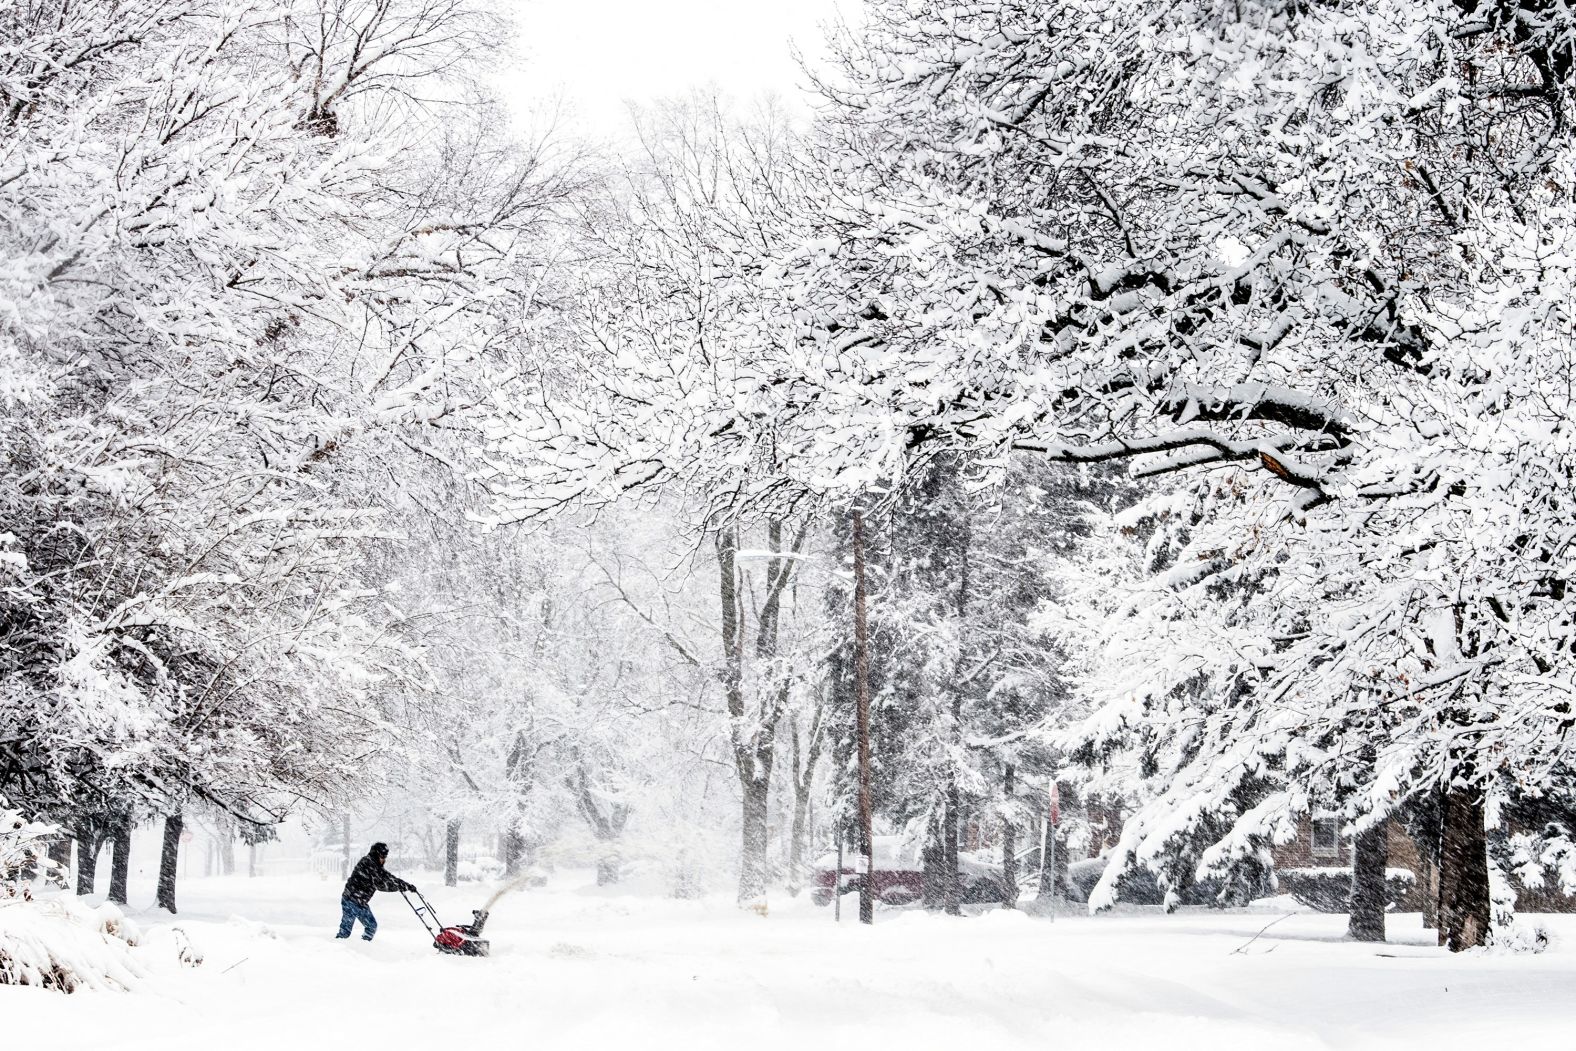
[341, 853, 414, 906]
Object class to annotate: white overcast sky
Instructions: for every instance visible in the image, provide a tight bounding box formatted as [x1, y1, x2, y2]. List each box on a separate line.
[495, 0, 856, 136]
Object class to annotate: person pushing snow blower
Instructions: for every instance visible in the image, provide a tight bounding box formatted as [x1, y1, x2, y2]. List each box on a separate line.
[336, 842, 416, 941]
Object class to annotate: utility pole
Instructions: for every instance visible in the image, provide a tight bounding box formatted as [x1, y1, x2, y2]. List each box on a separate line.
[852, 507, 875, 925]
[1048, 782, 1059, 921]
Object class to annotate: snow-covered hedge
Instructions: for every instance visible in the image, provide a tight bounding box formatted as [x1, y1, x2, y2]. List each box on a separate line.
[0, 798, 145, 992]
[1278, 867, 1415, 913]
[0, 896, 146, 992]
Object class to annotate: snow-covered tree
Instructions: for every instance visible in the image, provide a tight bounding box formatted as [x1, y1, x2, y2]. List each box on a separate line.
[476, 0, 1576, 949]
[0, 0, 571, 901]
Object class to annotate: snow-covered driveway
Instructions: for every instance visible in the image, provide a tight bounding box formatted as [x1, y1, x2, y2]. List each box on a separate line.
[7, 873, 1574, 1050]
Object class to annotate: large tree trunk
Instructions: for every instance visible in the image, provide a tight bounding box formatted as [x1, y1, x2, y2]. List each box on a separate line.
[738, 770, 771, 911]
[74, 822, 100, 897]
[157, 813, 183, 913]
[717, 528, 759, 911]
[445, 819, 460, 888]
[851, 511, 875, 925]
[1348, 819, 1387, 942]
[943, 786, 962, 915]
[47, 837, 72, 888]
[1001, 764, 1019, 910]
[570, 767, 629, 887]
[504, 827, 525, 877]
[108, 820, 132, 905]
[1437, 789, 1491, 951]
[941, 682, 965, 915]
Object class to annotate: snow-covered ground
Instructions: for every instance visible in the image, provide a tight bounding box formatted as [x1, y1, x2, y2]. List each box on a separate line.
[6, 870, 1574, 1050]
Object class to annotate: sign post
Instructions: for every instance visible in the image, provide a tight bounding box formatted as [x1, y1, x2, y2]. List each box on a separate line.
[835, 834, 844, 923]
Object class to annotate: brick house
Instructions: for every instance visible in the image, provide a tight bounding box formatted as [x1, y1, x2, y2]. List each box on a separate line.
[1271, 812, 1576, 913]
[1270, 813, 1432, 910]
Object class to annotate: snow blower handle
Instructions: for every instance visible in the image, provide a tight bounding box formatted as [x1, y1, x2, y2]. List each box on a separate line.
[401, 888, 444, 940]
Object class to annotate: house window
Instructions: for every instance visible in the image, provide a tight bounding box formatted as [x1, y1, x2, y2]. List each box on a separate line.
[1311, 817, 1340, 857]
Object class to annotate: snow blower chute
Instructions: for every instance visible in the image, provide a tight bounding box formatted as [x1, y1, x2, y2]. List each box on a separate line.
[402, 889, 490, 957]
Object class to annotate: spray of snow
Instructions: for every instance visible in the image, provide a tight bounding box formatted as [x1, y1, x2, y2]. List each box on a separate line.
[477, 873, 539, 916]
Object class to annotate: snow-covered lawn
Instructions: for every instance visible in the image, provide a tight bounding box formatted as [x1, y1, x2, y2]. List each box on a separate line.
[6, 872, 1574, 1050]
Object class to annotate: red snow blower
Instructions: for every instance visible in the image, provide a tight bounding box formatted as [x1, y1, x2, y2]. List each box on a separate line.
[402, 889, 490, 957]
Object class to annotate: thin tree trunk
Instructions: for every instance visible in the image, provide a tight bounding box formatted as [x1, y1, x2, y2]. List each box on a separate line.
[1001, 763, 1019, 910]
[922, 826, 947, 908]
[219, 820, 235, 876]
[341, 813, 352, 880]
[1348, 819, 1387, 942]
[1438, 789, 1491, 951]
[787, 789, 811, 896]
[157, 813, 182, 913]
[74, 823, 99, 897]
[785, 707, 825, 897]
[943, 509, 969, 917]
[1037, 808, 1055, 900]
[852, 509, 875, 925]
[717, 528, 755, 910]
[107, 819, 131, 905]
[944, 787, 962, 915]
[445, 819, 460, 888]
[1419, 853, 1438, 929]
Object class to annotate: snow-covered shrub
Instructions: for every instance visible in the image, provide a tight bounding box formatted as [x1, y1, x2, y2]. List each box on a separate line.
[1, 795, 139, 992]
[1487, 855, 1554, 954]
[1504, 826, 1576, 900]
[0, 798, 59, 899]
[1277, 867, 1414, 914]
[457, 856, 505, 883]
[1070, 853, 1251, 908]
[1488, 919, 1553, 955]
[1066, 856, 1164, 906]
[0, 897, 144, 992]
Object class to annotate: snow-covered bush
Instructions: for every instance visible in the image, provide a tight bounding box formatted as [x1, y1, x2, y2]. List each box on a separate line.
[1504, 826, 1576, 901]
[1277, 868, 1415, 914]
[0, 801, 147, 990]
[457, 857, 505, 884]
[1066, 856, 1164, 906]
[1487, 856, 1554, 955]
[0, 798, 59, 899]
[0, 897, 143, 992]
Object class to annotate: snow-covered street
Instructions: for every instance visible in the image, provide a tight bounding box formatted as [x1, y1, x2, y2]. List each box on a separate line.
[8, 872, 1574, 1051]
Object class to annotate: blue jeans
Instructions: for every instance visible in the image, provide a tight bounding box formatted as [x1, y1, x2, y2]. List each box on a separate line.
[337, 898, 377, 940]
